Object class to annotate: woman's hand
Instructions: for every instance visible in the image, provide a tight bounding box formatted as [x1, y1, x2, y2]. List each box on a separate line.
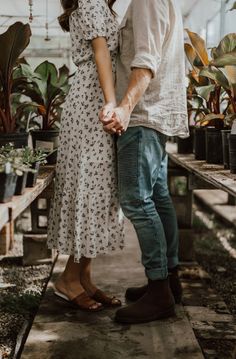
[102, 105, 130, 135]
[99, 103, 124, 135]
[99, 102, 115, 123]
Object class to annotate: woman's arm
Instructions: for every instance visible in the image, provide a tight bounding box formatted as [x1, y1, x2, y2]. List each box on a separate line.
[92, 37, 116, 112]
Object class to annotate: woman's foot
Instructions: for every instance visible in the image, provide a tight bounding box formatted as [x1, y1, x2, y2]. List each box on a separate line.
[80, 275, 121, 307]
[91, 289, 122, 307]
[55, 275, 102, 311]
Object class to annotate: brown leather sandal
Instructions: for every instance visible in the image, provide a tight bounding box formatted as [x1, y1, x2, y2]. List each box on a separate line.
[54, 290, 103, 312]
[91, 289, 122, 307]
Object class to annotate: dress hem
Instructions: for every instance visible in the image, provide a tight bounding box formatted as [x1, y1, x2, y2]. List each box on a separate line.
[47, 243, 125, 263]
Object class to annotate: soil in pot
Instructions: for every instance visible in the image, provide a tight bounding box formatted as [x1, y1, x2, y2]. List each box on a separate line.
[26, 162, 40, 187]
[15, 172, 28, 195]
[229, 134, 236, 174]
[221, 130, 231, 170]
[194, 127, 206, 160]
[31, 130, 59, 164]
[205, 127, 223, 164]
[177, 127, 194, 154]
[0, 173, 17, 203]
[0, 132, 28, 148]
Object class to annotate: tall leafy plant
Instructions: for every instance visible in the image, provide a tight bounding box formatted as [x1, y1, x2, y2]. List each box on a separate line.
[0, 22, 32, 133]
[15, 61, 70, 130]
[185, 30, 236, 128]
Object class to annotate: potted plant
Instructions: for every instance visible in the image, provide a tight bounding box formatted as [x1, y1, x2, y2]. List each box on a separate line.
[185, 30, 236, 164]
[0, 143, 36, 195]
[16, 61, 70, 164]
[0, 144, 33, 201]
[20, 147, 47, 187]
[0, 22, 32, 148]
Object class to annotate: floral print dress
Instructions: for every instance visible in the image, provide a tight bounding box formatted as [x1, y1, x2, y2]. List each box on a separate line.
[47, 0, 124, 262]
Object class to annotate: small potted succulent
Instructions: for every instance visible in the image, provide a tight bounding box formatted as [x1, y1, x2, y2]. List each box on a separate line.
[20, 147, 47, 187]
[0, 143, 35, 196]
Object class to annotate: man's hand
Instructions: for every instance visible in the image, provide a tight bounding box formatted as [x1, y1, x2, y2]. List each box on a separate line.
[102, 105, 130, 135]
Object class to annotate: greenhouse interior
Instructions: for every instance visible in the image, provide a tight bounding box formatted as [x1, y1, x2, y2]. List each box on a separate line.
[0, 0, 236, 358]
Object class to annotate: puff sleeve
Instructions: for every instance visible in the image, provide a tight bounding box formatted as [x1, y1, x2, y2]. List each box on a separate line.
[77, 0, 107, 40]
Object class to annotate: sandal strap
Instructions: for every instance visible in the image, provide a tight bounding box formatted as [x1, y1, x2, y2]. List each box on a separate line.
[72, 291, 99, 309]
[92, 289, 121, 306]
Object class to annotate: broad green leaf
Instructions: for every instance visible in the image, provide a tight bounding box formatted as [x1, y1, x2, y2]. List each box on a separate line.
[229, 2, 236, 11]
[35, 61, 58, 86]
[200, 67, 230, 89]
[211, 52, 236, 66]
[196, 85, 215, 101]
[58, 65, 69, 86]
[211, 33, 236, 59]
[0, 22, 31, 89]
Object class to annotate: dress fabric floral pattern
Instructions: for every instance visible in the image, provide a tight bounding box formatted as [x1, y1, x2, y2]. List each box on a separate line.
[47, 0, 124, 261]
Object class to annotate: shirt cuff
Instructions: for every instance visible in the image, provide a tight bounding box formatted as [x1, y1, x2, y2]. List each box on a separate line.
[131, 53, 161, 78]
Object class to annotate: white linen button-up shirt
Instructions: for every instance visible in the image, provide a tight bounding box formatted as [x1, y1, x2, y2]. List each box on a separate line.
[116, 0, 189, 138]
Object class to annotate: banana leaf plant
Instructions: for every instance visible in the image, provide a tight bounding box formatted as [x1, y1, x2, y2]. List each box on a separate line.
[14, 61, 70, 130]
[185, 30, 236, 128]
[0, 22, 32, 133]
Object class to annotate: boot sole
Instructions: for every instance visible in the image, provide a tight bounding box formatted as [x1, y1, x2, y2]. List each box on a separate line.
[115, 305, 176, 324]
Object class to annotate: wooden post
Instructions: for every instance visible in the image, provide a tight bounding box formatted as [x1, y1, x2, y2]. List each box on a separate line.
[0, 223, 11, 255]
[168, 160, 194, 261]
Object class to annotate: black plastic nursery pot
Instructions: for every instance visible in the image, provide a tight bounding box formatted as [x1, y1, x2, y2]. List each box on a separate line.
[0, 132, 28, 148]
[15, 172, 28, 196]
[177, 127, 194, 154]
[26, 162, 40, 187]
[229, 134, 236, 174]
[194, 127, 206, 160]
[0, 173, 17, 203]
[221, 130, 231, 170]
[205, 127, 223, 165]
[31, 129, 59, 165]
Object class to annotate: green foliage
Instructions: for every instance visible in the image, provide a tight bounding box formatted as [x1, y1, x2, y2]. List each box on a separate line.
[0, 292, 41, 315]
[0, 143, 47, 174]
[185, 30, 236, 128]
[0, 22, 32, 133]
[15, 61, 71, 130]
[20, 146, 48, 165]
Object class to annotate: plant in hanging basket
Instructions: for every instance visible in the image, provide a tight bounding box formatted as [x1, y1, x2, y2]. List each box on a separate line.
[0, 22, 32, 147]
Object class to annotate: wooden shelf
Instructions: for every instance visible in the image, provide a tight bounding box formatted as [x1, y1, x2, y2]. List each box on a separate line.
[0, 166, 55, 231]
[0, 204, 9, 231]
[167, 143, 236, 198]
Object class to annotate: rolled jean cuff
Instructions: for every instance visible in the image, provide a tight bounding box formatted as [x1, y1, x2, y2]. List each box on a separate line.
[168, 257, 179, 269]
[145, 267, 168, 280]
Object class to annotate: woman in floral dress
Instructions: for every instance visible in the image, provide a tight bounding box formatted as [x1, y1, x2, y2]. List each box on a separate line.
[47, 0, 124, 311]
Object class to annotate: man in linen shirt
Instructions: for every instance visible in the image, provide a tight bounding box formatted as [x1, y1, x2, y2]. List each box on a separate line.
[101, 0, 188, 324]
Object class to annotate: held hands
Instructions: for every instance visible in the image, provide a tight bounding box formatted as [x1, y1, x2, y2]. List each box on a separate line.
[99, 104, 130, 136]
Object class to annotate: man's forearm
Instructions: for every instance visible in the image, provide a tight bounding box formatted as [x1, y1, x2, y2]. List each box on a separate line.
[119, 68, 152, 115]
[100, 67, 153, 135]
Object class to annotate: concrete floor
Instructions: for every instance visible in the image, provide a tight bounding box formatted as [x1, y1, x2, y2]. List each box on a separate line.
[21, 221, 204, 359]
